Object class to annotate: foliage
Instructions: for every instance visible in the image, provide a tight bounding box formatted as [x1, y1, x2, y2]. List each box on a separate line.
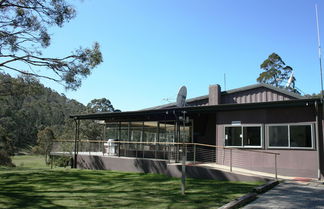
[0, 73, 86, 153]
[34, 127, 54, 164]
[257, 53, 299, 93]
[0, 150, 15, 167]
[0, 0, 103, 90]
[2, 155, 262, 208]
[0, 73, 119, 154]
[80, 98, 120, 140]
[53, 156, 71, 167]
[305, 91, 324, 99]
[87, 98, 115, 113]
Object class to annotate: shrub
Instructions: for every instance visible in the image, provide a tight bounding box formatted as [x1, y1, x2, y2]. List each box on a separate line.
[0, 150, 15, 167]
[54, 156, 71, 168]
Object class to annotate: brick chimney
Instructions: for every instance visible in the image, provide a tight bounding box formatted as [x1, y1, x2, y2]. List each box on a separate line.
[209, 84, 221, 105]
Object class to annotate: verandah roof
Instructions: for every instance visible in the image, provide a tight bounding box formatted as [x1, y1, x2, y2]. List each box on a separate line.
[70, 98, 320, 122]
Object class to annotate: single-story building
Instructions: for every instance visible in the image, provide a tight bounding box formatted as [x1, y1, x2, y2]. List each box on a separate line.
[69, 83, 324, 180]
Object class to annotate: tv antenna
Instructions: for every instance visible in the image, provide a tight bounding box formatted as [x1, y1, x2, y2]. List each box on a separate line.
[315, 4, 324, 100]
[176, 86, 187, 107]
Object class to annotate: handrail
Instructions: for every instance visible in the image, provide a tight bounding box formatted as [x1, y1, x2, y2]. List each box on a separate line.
[53, 140, 280, 156]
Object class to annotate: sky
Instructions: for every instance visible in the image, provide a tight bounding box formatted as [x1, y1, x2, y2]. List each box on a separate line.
[37, 0, 324, 111]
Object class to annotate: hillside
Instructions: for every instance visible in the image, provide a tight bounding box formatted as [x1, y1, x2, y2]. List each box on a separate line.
[0, 73, 107, 154]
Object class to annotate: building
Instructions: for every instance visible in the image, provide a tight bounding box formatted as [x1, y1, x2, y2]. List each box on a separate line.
[69, 83, 324, 180]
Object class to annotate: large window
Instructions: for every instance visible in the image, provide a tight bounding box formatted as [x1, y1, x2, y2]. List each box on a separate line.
[268, 124, 313, 149]
[225, 125, 262, 148]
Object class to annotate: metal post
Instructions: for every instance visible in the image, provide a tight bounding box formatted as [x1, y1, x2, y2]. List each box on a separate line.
[230, 149, 232, 172]
[163, 143, 166, 160]
[275, 154, 278, 179]
[315, 101, 323, 180]
[103, 123, 106, 155]
[181, 152, 186, 195]
[50, 155, 53, 169]
[73, 119, 79, 169]
[193, 144, 196, 164]
[181, 110, 187, 195]
[136, 143, 138, 158]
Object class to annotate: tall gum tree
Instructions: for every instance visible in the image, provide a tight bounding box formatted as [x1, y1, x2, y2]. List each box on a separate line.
[256, 53, 300, 94]
[0, 0, 103, 90]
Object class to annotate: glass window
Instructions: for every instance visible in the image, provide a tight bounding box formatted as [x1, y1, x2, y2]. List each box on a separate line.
[143, 122, 158, 143]
[269, 126, 288, 147]
[225, 126, 262, 147]
[119, 122, 129, 141]
[130, 122, 143, 142]
[106, 122, 119, 140]
[159, 122, 175, 143]
[268, 124, 313, 148]
[290, 125, 312, 148]
[225, 127, 242, 146]
[243, 127, 261, 146]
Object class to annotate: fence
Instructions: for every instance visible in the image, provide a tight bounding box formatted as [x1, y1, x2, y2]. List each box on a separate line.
[51, 140, 279, 178]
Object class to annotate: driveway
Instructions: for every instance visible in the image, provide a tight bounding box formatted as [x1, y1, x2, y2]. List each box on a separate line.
[243, 181, 324, 209]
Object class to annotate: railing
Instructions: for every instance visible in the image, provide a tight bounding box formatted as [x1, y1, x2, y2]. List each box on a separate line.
[51, 140, 280, 179]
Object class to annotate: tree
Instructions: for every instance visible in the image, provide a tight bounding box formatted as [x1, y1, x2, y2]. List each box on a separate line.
[87, 98, 116, 113]
[0, 0, 103, 90]
[35, 127, 54, 164]
[257, 53, 295, 88]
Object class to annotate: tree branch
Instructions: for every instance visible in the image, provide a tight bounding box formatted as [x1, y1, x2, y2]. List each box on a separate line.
[1, 64, 60, 82]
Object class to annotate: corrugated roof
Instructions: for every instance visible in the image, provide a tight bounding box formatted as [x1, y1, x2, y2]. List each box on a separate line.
[141, 83, 304, 110]
[222, 83, 305, 99]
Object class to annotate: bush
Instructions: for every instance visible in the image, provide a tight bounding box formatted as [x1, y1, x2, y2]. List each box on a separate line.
[54, 156, 71, 168]
[0, 150, 15, 167]
[31, 145, 44, 155]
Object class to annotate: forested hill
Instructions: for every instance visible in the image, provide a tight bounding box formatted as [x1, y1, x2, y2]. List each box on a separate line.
[0, 73, 111, 154]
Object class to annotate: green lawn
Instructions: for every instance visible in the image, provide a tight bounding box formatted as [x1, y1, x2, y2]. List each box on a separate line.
[0, 155, 262, 209]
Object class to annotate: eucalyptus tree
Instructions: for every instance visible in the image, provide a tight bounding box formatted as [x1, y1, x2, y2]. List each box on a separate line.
[0, 0, 103, 90]
[257, 53, 295, 88]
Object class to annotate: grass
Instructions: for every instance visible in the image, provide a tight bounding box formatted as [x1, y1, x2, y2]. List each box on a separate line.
[0, 155, 262, 209]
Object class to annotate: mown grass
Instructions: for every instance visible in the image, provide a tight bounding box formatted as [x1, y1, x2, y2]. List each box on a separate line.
[0, 155, 262, 209]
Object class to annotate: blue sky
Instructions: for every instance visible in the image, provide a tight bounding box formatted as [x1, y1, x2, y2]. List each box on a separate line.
[39, 0, 323, 111]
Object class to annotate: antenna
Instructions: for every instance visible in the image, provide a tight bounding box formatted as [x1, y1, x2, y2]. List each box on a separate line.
[315, 4, 324, 100]
[176, 86, 187, 107]
[224, 73, 227, 91]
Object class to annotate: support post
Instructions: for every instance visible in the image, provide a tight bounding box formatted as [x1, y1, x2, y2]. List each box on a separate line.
[50, 155, 53, 169]
[230, 148, 232, 172]
[315, 101, 323, 180]
[193, 143, 196, 164]
[274, 154, 278, 179]
[73, 118, 79, 169]
[181, 151, 186, 195]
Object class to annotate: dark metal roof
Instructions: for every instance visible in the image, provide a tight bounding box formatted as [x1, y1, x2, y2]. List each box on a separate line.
[140, 83, 305, 111]
[70, 98, 320, 121]
[222, 83, 305, 99]
[140, 95, 208, 111]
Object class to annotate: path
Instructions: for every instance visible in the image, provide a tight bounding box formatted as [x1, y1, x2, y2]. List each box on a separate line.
[243, 181, 324, 209]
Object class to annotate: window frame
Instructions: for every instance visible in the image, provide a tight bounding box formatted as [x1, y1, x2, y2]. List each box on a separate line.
[266, 123, 315, 150]
[224, 124, 263, 148]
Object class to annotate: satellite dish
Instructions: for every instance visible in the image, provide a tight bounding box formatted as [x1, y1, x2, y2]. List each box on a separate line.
[176, 86, 187, 107]
[286, 71, 294, 88]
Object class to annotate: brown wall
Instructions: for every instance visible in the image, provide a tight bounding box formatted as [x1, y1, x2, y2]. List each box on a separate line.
[212, 105, 320, 178]
[76, 154, 268, 182]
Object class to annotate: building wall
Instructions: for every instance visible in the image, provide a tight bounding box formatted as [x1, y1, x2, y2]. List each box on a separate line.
[213, 105, 320, 178]
[76, 154, 268, 182]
